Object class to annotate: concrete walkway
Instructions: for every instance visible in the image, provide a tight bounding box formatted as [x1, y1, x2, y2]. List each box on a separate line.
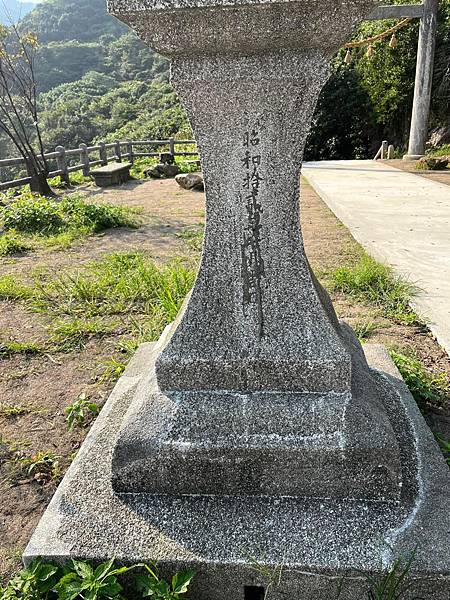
[302, 160, 450, 355]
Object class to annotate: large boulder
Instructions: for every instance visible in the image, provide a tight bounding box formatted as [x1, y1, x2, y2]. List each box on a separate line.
[145, 163, 180, 179]
[175, 172, 204, 191]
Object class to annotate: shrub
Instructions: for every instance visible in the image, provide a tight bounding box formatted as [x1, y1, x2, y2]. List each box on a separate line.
[0, 193, 138, 239]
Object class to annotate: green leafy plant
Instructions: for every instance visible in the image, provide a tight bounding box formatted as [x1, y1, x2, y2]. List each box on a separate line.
[18, 451, 61, 484]
[65, 393, 99, 431]
[135, 564, 195, 599]
[0, 559, 61, 600]
[55, 559, 130, 600]
[390, 350, 450, 413]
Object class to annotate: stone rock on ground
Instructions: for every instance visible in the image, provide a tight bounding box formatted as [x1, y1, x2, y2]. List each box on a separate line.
[175, 172, 204, 191]
[145, 163, 180, 179]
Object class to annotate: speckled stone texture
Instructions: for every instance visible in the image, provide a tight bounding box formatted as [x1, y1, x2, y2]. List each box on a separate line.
[108, 0, 402, 501]
[24, 344, 450, 599]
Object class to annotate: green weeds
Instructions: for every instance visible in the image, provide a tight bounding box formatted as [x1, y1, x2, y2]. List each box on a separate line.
[65, 394, 99, 431]
[0, 404, 32, 417]
[353, 320, 380, 341]
[18, 450, 61, 484]
[176, 226, 204, 252]
[0, 275, 33, 300]
[365, 550, 418, 600]
[49, 317, 116, 351]
[0, 340, 42, 358]
[32, 252, 195, 322]
[326, 253, 419, 325]
[0, 559, 195, 600]
[0, 252, 195, 378]
[390, 350, 450, 413]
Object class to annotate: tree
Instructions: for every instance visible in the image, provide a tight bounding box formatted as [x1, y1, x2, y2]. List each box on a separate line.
[0, 22, 53, 195]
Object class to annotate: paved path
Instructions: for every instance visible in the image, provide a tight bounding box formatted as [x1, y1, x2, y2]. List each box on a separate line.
[302, 160, 450, 355]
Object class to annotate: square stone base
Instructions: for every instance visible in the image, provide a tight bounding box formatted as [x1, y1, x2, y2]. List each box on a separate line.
[24, 344, 450, 599]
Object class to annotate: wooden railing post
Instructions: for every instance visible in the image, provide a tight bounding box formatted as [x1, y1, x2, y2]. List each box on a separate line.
[115, 141, 122, 163]
[99, 142, 108, 166]
[79, 143, 90, 176]
[126, 140, 134, 164]
[387, 145, 395, 160]
[381, 140, 388, 160]
[56, 145, 70, 185]
[169, 137, 175, 160]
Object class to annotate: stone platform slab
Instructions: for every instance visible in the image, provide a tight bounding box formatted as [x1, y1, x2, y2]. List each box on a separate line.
[24, 343, 450, 599]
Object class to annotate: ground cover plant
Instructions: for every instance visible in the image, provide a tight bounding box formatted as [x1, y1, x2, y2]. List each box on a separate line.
[0, 559, 195, 600]
[0, 192, 139, 254]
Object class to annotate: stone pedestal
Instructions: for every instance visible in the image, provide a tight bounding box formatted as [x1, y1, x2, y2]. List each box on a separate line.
[25, 0, 450, 597]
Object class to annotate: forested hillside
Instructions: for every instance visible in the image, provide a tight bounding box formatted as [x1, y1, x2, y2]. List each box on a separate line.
[1, 0, 449, 161]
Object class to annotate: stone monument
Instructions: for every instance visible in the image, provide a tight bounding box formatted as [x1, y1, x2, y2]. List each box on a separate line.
[25, 1, 450, 598]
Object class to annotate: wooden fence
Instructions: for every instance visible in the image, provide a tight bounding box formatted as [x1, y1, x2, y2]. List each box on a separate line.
[0, 138, 197, 192]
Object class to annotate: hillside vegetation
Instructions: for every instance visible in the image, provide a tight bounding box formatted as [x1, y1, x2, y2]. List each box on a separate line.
[0, 0, 449, 161]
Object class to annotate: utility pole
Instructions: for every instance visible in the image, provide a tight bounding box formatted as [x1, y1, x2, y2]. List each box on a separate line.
[403, 0, 439, 160]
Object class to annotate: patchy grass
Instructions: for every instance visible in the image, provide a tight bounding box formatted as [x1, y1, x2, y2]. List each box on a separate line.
[0, 339, 42, 358]
[1, 252, 196, 380]
[177, 226, 204, 253]
[49, 317, 117, 351]
[0, 403, 33, 417]
[0, 231, 31, 256]
[32, 252, 195, 320]
[353, 320, 380, 342]
[0, 192, 140, 252]
[390, 350, 450, 414]
[0, 275, 33, 300]
[326, 253, 419, 325]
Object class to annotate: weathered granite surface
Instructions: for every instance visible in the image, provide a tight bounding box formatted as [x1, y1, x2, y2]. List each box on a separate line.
[24, 343, 450, 599]
[107, 0, 403, 501]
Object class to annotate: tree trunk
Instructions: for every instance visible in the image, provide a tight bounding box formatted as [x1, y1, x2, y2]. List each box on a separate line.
[28, 170, 55, 197]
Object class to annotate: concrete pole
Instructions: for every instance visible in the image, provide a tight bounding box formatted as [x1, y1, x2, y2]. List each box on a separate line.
[404, 0, 438, 160]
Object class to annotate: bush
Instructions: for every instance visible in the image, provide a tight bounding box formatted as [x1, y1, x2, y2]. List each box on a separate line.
[0, 193, 138, 238]
[2, 195, 65, 234]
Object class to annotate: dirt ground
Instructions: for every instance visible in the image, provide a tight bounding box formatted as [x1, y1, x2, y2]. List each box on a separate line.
[0, 175, 449, 582]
